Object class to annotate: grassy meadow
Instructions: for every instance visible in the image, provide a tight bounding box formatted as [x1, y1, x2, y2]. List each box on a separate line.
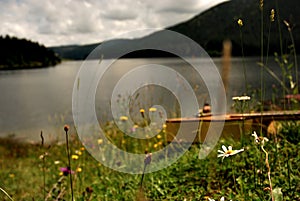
[0, 121, 299, 200]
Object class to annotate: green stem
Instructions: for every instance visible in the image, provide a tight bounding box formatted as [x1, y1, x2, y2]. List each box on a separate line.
[275, 0, 286, 110]
[0, 187, 14, 201]
[239, 27, 247, 94]
[288, 29, 298, 95]
[231, 158, 237, 192]
[65, 130, 74, 201]
[260, 2, 264, 135]
[261, 145, 274, 201]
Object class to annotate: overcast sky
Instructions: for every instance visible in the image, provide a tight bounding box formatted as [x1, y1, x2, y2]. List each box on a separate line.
[0, 0, 228, 47]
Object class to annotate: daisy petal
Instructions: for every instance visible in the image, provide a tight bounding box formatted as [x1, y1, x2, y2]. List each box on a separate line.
[218, 150, 224, 154]
[222, 145, 227, 152]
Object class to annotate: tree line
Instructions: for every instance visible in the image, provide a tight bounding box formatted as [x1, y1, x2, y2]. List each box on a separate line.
[0, 35, 61, 70]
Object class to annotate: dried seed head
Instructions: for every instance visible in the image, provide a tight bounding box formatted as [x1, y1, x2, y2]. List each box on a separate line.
[259, 0, 263, 10]
[144, 153, 152, 165]
[283, 20, 291, 31]
[270, 9, 275, 22]
[64, 124, 70, 132]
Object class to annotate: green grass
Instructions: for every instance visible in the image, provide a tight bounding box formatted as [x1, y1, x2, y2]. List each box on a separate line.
[0, 123, 299, 200]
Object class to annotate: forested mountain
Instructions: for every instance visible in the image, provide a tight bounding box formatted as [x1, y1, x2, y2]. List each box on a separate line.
[50, 0, 300, 59]
[0, 35, 61, 70]
[169, 0, 300, 56]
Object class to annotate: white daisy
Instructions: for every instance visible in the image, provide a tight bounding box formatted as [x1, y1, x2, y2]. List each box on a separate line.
[208, 197, 231, 201]
[252, 131, 269, 145]
[232, 95, 251, 101]
[218, 145, 244, 161]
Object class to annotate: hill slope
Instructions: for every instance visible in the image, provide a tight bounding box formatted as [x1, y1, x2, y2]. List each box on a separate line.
[51, 0, 300, 59]
[169, 0, 300, 56]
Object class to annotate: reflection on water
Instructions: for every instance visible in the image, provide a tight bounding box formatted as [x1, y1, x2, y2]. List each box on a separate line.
[0, 57, 295, 141]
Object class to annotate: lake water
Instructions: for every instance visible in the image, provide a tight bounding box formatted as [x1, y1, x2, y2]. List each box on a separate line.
[0, 57, 295, 142]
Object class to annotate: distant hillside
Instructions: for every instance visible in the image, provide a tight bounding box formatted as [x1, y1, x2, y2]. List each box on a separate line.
[50, 43, 99, 60]
[50, 0, 300, 59]
[169, 0, 300, 56]
[0, 35, 61, 70]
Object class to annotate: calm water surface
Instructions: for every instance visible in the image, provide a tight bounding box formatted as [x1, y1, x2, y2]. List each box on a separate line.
[0, 57, 291, 141]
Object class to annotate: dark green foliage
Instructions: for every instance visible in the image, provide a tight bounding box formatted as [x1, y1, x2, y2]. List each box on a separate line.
[278, 121, 300, 144]
[0, 35, 61, 69]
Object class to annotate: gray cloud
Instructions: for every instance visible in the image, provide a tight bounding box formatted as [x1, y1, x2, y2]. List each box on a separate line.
[0, 0, 228, 46]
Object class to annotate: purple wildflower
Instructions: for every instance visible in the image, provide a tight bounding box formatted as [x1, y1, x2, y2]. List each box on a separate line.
[60, 167, 74, 176]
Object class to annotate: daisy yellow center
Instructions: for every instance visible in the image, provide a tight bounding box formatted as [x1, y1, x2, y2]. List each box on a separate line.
[226, 150, 234, 154]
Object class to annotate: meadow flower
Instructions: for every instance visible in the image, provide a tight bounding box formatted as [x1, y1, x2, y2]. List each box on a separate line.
[71, 154, 79, 160]
[232, 95, 250, 101]
[208, 197, 231, 201]
[140, 108, 145, 118]
[237, 19, 243, 27]
[149, 107, 157, 112]
[54, 160, 61, 165]
[218, 145, 244, 161]
[76, 167, 82, 172]
[39, 152, 48, 160]
[75, 150, 82, 155]
[156, 134, 162, 139]
[252, 131, 269, 145]
[119, 116, 128, 121]
[270, 9, 275, 22]
[60, 167, 74, 176]
[131, 124, 138, 132]
[98, 138, 103, 145]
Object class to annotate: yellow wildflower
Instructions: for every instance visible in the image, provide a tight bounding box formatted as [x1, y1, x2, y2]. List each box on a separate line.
[237, 19, 243, 27]
[76, 167, 82, 172]
[75, 150, 82, 155]
[153, 143, 158, 148]
[149, 107, 157, 112]
[98, 138, 103, 145]
[156, 134, 162, 139]
[71, 154, 79, 160]
[119, 116, 128, 121]
[9, 174, 15, 178]
[140, 109, 145, 118]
